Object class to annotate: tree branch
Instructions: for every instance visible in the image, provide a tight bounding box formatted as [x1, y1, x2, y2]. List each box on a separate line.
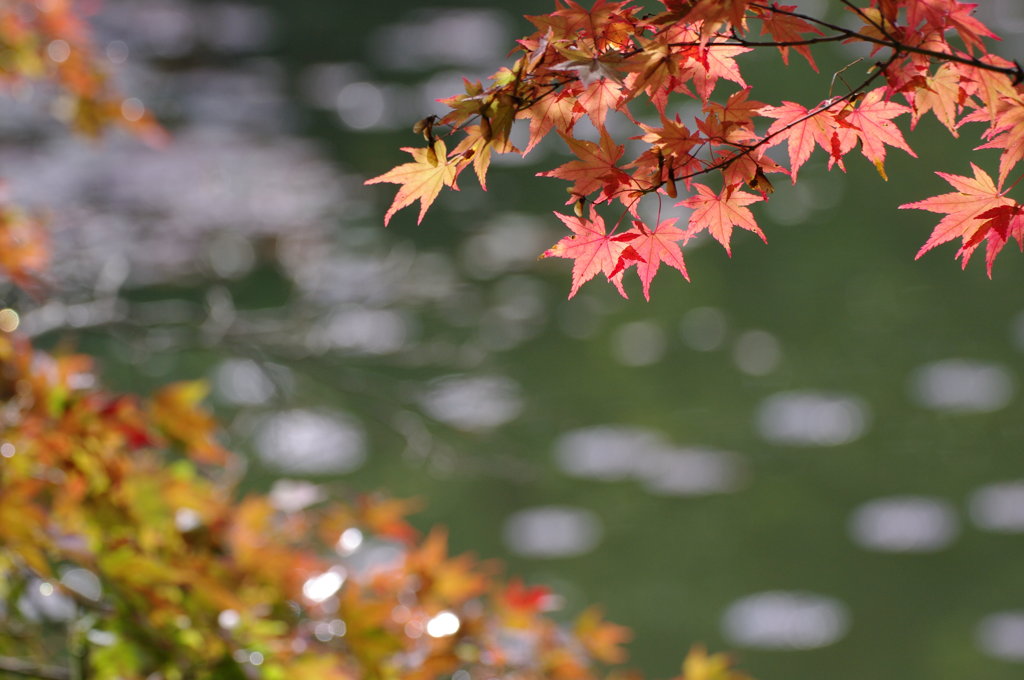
[0, 656, 70, 680]
[751, 1, 1024, 82]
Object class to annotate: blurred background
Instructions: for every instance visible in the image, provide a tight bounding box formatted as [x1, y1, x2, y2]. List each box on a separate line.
[4, 0, 1024, 678]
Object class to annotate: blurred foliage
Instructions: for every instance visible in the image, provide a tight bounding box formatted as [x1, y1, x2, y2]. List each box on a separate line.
[0, 2, 743, 679]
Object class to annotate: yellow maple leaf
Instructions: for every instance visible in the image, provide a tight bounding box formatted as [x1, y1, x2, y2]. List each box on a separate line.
[365, 138, 460, 225]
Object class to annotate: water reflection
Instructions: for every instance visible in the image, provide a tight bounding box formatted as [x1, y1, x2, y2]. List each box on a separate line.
[98, 1, 275, 57]
[722, 591, 849, 649]
[909, 359, 1015, 413]
[503, 506, 603, 558]
[555, 426, 745, 496]
[733, 329, 782, 376]
[976, 611, 1024, 662]
[968, 481, 1024, 533]
[370, 9, 511, 72]
[612, 320, 667, 367]
[309, 307, 411, 355]
[636, 447, 745, 496]
[10, 127, 347, 288]
[848, 496, 958, 553]
[756, 391, 870, 446]
[555, 426, 667, 481]
[255, 410, 366, 474]
[214, 358, 277, 405]
[460, 214, 552, 279]
[679, 306, 727, 351]
[269, 479, 326, 513]
[419, 375, 523, 431]
[334, 81, 419, 132]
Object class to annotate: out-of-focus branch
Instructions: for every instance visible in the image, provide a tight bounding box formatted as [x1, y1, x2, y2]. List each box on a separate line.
[0, 656, 70, 680]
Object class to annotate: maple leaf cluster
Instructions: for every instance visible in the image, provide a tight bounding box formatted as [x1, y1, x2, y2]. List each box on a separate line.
[368, 0, 1024, 295]
[0, 0, 167, 291]
[0, 330, 749, 680]
[0, 0, 163, 139]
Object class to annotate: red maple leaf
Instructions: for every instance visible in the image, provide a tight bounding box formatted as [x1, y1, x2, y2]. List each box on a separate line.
[609, 218, 689, 300]
[900, 163, 1023, 275]
[541, 208, 630, 298]
[679, 183, 764, 254]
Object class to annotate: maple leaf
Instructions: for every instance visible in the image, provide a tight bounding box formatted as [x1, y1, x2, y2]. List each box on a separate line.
[756, 3, 823, 71]
[405, 527, 492, 606]
[622, 36, 683, 110]
[449, 125, 493, 190]
[527, 0, 636, 49]
[365, 139, 460, 226]
[575, 76, 627, 130]
[760, 100, 852, 179]
[667, 0, 754, 37]
[574, 606, 632, 664]
[906, 0, 998, 54]
[838, 87, 916, 179]
[610, 218, 689, 300]
[637, 115, 702, 160]
[972, 90, 1024, 184]
[900, 162, 1022, 275]
[908, 62, 964, 135]
[679, 183, 764, 254]
[678, 645, 751, 680]
[0, 200, 49, 291]
[538, 129, 629, 203]
[681, 43, 750, 102]
[957, 54, 1017, 123]
[704, 87, 765, 126]
[149, 380, 229, 465]
[541, 208, 630, 298]
[518, 89, 581, 156]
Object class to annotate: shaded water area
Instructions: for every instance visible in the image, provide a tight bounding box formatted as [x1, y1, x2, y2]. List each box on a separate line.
[5, 1, 1024, 678]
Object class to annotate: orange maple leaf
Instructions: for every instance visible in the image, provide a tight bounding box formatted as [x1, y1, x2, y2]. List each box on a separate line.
[908, 62, 964, 135]
[542, 208, 630, 298]
[518, 89, 581, 156]
[973, 89, 1024, 184]
[901, 163, 1024, 276]
[149, 380, 230, 465]
[837, 87, 916, 179]
[760, 99, 852, 180]
[538, 129, 629, 203]
[365, 139, 460, 226]
[682, 43, 750, 102]
[574, 605, 632, 664]
[679, 183, 764, 254]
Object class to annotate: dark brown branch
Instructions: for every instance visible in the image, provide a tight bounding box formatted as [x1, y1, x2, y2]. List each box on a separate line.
[750, 1, 1024, 82]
